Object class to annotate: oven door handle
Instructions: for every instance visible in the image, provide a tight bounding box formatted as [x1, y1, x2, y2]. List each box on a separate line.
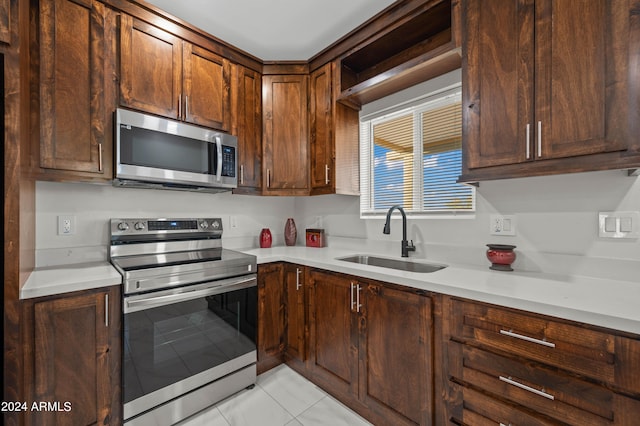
[124, 275, 256, 312]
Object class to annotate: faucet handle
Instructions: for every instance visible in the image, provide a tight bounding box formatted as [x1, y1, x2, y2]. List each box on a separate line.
[408, 240, 416, 250]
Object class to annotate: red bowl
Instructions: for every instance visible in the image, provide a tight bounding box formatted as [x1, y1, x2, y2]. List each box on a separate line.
[486, 244, 516, 271]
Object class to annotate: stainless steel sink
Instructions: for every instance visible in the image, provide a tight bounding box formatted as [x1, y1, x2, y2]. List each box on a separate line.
[337, 255, 447, 273]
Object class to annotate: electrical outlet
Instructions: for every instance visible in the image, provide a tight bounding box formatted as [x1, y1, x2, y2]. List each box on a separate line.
[314, 216, 323, 228]
[490, 214, 516, 236]
[57, 215, 76, 235]
[230, 215, 238, 229]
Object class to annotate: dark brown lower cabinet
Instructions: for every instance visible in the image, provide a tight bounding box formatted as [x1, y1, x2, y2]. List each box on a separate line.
[257, 263, 285, 374]
[258, 266, 640, 426]
[284, 264, 306, 366]
[308, 269, 434, 426]
[23, 285, 121, 426]
[444, 296, 640, 426]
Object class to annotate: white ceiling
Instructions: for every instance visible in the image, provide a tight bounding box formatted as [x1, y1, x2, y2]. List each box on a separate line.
[144, 0, 397, 61]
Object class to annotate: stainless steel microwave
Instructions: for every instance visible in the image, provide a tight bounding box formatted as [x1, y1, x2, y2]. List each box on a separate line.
[114, 108, 237, 192]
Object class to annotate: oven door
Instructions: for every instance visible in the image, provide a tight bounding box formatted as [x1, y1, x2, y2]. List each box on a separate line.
[122, 274, 257, 421]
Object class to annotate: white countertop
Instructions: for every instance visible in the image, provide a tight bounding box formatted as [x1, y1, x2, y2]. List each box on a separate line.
[20, 261, 122, 299]
[21, 245, 640, 335]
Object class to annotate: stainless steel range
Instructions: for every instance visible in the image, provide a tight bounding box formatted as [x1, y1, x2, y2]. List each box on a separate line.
[109, 218, 257, 425]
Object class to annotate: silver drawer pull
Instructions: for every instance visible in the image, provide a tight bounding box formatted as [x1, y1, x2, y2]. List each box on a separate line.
[499, 375, 555, 400]
[500, 329, 556, 348]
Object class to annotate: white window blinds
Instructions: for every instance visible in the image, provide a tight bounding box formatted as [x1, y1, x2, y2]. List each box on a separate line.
[360, 89, 475, 217]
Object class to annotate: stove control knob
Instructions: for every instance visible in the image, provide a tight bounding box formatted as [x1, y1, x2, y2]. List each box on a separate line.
[211, 220, 221, 229]
[199, 221, 209, 229]
[134, 222, 145, 231]
[117, 222, 129, 231]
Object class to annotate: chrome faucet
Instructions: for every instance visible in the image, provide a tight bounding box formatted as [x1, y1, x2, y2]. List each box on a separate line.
[383, 205, 415, 258]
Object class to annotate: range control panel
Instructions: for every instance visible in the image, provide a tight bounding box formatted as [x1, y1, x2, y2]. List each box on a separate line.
[111, 218, 223, 236]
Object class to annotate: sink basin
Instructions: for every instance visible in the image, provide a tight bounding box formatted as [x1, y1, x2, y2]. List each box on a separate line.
[337, 255, 447, 273]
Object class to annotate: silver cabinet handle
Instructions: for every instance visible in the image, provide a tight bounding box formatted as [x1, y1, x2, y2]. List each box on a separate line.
[178, 95, 182, 119]
[537, 120, 542, 158]
[104, 293, 109, 327]
[500, 329, 556, 348]
[356, 284, 362, 313]
[350, 282, 355, 311]
[525, 123, 530, 160]
[267, 169, 271, 188]
[240, 164, 244, 185]
[325, 164, 330, 184]
[499, 375, 555, 400]
[98, 142, 103, 172]
[215, 136, 222, 182]
[296, 268, 302, 290]
[185, 95, 189, 119]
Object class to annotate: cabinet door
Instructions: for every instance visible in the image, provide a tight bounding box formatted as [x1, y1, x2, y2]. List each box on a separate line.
[463, 0, 534, 169]
[29, 287, 120, 425]
[39, 0, 107, 174]
[233, 65, 262, 193]
[310, 63, 334, 194]
[119, 14, 181, 119]
[535, 0, 627, 160]
[0, 0, 9, 44]
[284, 264, 306, 362]
[183, 43, 231, 130]
[262, 74, 309, 194]
[257, 263, 285, 373]
[361, 284, 432, 425]
[308, 270, 358, 397]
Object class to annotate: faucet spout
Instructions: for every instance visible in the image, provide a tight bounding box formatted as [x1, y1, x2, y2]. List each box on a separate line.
[383, 205, 415, 257]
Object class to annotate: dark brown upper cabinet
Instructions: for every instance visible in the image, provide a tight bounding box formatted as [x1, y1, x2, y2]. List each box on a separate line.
[460, 0, 640, 182]
[309, 63, 334, 194]
[119, 14, 231, 131]
[308, 62, 361, 196]
[262, 73, 310, 195]
[38, 0, 113, 178]
[232, 64, 262, 194]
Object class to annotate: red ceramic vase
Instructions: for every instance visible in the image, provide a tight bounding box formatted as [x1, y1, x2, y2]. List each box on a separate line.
[259, 228, 272, 248]
[486, 244, 516, 271]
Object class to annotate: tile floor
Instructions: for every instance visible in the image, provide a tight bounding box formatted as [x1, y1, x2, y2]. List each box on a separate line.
[176, 364, 373, 426]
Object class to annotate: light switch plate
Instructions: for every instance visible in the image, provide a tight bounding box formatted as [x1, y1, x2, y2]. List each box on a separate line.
[598, 211, 640, 239]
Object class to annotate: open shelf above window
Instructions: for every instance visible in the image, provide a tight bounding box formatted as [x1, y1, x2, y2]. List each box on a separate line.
[338, 0, 460, 107]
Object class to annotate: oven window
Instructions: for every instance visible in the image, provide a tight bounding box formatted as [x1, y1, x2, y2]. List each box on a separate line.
[123, 286, 257, 404]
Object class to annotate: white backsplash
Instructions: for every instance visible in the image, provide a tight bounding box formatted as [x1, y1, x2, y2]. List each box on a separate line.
[36, 170, 640, 282]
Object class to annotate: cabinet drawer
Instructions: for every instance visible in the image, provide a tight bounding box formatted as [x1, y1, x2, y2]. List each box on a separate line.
[451, 342, 618, 425]
[449, 383, 554, 426]
[450, 299, 640, 394]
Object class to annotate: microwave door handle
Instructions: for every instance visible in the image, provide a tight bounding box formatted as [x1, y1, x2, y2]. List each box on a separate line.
[215, 136, 222, 182]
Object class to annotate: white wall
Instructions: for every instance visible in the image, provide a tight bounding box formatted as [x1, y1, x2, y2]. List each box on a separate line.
[35, 181, 296, 263]
[36, 170, 639, 280]
[295, 170, 640, 280]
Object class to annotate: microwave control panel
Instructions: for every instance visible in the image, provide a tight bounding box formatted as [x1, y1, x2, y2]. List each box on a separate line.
[221, 146, 235, 177]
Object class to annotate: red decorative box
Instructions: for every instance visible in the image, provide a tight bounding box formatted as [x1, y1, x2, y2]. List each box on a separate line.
[305, 229, 324, 248]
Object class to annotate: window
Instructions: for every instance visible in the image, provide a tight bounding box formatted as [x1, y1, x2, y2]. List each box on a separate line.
[360, 87, 475, 217]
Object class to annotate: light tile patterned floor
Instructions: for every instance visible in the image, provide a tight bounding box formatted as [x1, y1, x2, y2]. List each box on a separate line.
[176, 365, 372, 426]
